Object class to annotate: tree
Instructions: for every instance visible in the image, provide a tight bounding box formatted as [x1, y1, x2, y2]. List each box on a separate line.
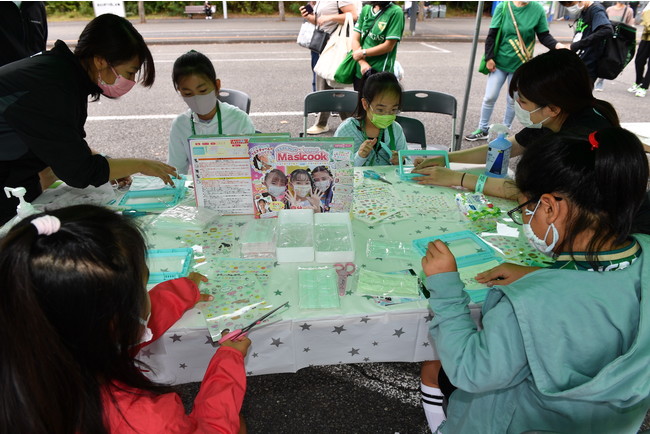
[278, 1, 285, 21]
[138, 1, 146, 23]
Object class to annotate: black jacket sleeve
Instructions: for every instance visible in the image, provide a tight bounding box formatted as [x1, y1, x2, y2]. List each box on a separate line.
[536, 31, 558, 50]
[484, 27, 499, 60]
[570, 23, 613, 51]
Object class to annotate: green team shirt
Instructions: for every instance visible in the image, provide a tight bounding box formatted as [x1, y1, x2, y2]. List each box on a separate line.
[489, 1, 549, 73]
[549, 239, 642, 272]
[353, 3, 405, 78]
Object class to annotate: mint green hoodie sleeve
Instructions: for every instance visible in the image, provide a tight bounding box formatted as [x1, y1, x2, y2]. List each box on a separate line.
[427, 272, 530, 392]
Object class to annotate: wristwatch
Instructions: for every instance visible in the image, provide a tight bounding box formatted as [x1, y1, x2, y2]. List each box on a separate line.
[362, 49, 367, 58]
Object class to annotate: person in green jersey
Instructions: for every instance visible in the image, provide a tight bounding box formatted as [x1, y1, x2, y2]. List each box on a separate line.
[350, 1, 404, 92]
[465, 1, 565, 141]
[421, 127, 650, 433]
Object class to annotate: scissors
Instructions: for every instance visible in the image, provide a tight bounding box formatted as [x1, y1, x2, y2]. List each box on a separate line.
[363, 170, 392, 185]
[217, 301, 289, 344]
[334, 262, 356, 296]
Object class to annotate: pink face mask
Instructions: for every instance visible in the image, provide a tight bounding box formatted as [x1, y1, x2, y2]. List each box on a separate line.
[98, 66, 136, 98]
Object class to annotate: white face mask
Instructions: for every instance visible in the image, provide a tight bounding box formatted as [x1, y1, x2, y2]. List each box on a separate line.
[182, 89, 218, 115]
[565, 4, 583, 17]
[514, 99, 549, 129]
[268, 185, 286, 197]
[522, 200, 559, 256]
[293, 185, 312, 197]
[314, 180, 331, 192]
[138, 311, 153, 345]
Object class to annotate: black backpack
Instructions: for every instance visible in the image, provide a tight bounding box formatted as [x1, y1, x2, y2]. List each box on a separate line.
[596, 12, 637, 80]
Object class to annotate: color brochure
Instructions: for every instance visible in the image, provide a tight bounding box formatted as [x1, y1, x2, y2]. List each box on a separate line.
[248, 137, 354, 218]
[189, 134, 289, 215]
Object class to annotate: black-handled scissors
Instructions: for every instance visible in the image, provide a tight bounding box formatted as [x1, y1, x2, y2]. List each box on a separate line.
[217, 301, 289, 344]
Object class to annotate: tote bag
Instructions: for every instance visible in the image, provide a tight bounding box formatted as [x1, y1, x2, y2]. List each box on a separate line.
[297, 21, 316, 49]
[313, 12, 354, 82]
[596, 17, 637, 79]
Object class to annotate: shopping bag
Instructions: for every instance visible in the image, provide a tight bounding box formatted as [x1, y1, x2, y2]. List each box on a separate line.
[333, 51, 357, 85]
[314, 12, 354, 82]
[478, 55, 490, 75]
[309, 27, 330, 54]
[297, 21, 316, 49]
[596, 21, 637, 80]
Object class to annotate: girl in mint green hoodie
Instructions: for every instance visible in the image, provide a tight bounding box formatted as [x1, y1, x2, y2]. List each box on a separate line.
[422, 127, 650, 433]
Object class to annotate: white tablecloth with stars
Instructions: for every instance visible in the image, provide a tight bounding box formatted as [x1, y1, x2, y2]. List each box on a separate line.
[28, 165, 533, 384]
[133, 165, 535, 384]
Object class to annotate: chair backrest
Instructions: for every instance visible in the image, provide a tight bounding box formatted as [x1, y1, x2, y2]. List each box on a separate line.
[218, 88, 251, 114]
[395, 115, 426, 150]
[303, 90, 358, 136]
[400, 90, 459, 151]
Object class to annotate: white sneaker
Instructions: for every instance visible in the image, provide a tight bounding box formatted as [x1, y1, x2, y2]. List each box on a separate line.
[594, 79, 604, 92]
[635, 88, 647, 98]
[306, 124, 330, 135]
[628, 83, 640, 93]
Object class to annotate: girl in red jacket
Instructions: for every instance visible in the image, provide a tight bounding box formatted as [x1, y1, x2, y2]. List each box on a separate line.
[0, 204, 250, 433]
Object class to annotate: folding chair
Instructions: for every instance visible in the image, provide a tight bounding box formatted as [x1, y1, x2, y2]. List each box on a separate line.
[400, 90, 459, 151]
[395, 115, 427, 150]
[218, 88, 251, 114]
[303, 90, 358, 136]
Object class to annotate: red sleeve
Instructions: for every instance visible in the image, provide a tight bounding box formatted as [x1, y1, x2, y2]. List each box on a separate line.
[191, 346, 247, 433]
[133, 277, 200, 353]
[105, 347, 246, 434]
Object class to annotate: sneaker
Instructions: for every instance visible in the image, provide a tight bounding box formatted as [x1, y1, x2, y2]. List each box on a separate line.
[594, 79, 604, 92]
[307, 124, 330, 135]
[465, 129, 489, 141]
[628, 83, 640, 93]
[635, 88, 647, 98]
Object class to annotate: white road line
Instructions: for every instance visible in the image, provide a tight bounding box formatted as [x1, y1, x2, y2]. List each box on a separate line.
[419, 42, 451, 53]
[87, 111, 303, 121]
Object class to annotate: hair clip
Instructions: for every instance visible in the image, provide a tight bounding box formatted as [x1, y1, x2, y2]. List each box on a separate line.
[31, 215, 61, 236]
[588, 131, 599, 151]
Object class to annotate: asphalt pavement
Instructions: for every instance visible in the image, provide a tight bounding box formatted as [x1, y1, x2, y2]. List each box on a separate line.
[46, 14, 649, 434]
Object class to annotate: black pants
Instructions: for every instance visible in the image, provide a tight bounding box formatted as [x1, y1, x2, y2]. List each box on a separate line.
[437, 366, 457, 416]
[635, 40, 650, 90]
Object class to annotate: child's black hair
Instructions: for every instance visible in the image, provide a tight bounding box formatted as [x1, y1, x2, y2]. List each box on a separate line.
[172, 50, 217, 89]
[354, 71, 402, 120]
[516, 127, 648, 269]
[264, 168, 287, 185]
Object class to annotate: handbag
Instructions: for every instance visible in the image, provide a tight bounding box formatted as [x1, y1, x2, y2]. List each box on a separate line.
[507, 1, 532, 62]
[313, 12, 355, 82]
[297, 20, 316, 49]
[309, 9, 331, 54]
[597, 7, 637, 79]
[478, 9, 503, 74]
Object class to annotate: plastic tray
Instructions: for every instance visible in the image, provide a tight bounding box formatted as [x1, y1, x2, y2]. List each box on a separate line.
[146, 247, 193, 284]
[397, 149, 449, 181]
[276, 209, 314, 263]
[314, 212, 355, 263]
[118, 178, 186, 210]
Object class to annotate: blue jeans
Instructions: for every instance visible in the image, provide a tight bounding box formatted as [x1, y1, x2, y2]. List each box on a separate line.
[311, 51, 319, 92]
[478, 68, 514, 132]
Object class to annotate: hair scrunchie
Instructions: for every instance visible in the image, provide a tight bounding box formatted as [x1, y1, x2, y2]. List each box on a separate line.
[31, 215, 61, 236]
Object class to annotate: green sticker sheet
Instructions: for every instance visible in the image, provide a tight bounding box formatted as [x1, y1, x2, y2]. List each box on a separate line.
[183, 223, 236, 257]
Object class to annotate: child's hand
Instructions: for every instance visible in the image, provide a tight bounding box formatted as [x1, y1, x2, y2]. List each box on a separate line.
[308, 189, 323, 211]
[390, 150, 400, 166]
[421, 240, 457, 277]
[475, 263, 540, 286]
[285, 190, 298, 208]
[220, 331, 252, 357]
[358, 138, 377, 158]
[188, 272, 208, 287]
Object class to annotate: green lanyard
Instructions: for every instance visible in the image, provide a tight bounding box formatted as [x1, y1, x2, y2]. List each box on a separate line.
[361, 120, 395, 166]
[190, 105, 222, 136]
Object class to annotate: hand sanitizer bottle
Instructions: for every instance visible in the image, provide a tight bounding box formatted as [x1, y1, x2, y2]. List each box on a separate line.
[485, 124, 511, 178]
[0, 187, 38, 237]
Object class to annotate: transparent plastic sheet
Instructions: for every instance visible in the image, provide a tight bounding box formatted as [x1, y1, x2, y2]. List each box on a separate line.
[277, 223, 313, 248]
[366, 239, 418, 260]
[478, 223, 553, 268]
[455, 192, 501, 221]
[40, 182, 116, 210]
[315, 223, 350, 252]
[240, 219, 277, 259]
[298, 266, 340, 309]
[150, 205, 221, 231]
[355, 268, 421, 299]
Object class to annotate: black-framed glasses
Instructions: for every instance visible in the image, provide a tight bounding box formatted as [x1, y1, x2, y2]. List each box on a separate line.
[507, 197, 563, 225]
[507, 198, 537, 225]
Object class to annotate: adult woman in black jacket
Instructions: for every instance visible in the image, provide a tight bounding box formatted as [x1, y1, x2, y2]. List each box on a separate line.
[0, 14, 177, 224]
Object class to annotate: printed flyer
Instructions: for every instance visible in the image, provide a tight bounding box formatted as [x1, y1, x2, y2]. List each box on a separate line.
[189, 134, 289, 215]
[248, 138, 354, 218]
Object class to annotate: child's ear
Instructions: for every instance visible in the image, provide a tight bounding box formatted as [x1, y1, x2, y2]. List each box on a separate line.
[539, 193, 564, 224]
[215, 78, 221, 93]
[361, 97, 369, 111]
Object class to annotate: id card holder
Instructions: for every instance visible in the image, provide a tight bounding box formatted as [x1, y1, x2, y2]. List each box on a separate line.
[397, 150, 449, 181]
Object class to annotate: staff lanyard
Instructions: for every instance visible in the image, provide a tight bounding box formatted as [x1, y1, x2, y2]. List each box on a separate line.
[190, 105, 222, 136]
[361, 119, 395, 166]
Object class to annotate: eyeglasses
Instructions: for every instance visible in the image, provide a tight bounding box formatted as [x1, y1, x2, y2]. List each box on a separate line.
[369, 105, 400, 116]
[507, 198, 537, 225]
[507, 196, 562, 225]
